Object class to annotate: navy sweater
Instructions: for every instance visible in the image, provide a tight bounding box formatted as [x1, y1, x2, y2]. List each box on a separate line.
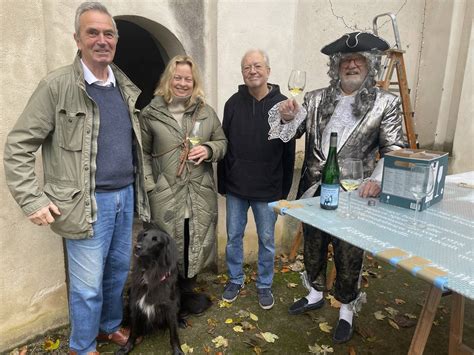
[86, 83, 134, 191]
[217, 84, 295, 201]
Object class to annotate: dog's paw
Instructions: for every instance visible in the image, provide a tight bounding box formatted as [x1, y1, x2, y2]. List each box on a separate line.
[178, 318, 188, 329]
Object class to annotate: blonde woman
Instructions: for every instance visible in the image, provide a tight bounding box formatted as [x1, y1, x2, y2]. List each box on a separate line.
[140, 55, 227, 314]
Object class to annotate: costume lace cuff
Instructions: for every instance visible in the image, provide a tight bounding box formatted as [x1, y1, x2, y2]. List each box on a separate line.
[268, 102, 307, 142]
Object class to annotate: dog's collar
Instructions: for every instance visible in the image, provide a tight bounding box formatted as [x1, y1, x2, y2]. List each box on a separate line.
[160, 271, 171, 282]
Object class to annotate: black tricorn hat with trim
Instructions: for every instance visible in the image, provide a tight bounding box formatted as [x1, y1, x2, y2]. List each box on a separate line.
[321, 32, 390, 55]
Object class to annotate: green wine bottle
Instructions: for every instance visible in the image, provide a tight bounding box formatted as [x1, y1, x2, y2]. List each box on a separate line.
[320, 132, 339, 210]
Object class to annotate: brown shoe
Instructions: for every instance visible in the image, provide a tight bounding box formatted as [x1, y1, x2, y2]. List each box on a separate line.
[69, 351, 99, 355]
[96, 327, 130, 347]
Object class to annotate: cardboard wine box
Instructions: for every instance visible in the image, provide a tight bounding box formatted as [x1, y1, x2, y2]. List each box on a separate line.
[380, 149, 448, 211]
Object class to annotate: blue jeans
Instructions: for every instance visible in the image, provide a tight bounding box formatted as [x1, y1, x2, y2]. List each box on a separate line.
[66, 184, 134, 354]
[225, 193, 277, 289]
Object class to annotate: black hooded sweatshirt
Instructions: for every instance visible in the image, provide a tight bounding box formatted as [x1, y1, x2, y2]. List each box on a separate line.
[217, 84, 295, 201]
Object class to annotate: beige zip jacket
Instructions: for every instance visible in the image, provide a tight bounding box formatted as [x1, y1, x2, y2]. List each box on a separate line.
[4, 54, 150, 238]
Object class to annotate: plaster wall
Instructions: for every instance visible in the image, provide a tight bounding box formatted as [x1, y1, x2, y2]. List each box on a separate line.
[1, 0, 471, 350]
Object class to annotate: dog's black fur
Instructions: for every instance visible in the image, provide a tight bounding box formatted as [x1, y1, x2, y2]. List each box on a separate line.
[117, 228, 183, 355]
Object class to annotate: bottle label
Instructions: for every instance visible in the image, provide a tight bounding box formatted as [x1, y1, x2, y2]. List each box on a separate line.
[320, 183, 339, 208]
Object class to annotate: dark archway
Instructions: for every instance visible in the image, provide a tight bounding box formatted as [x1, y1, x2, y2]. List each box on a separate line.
[114, 20, 167, 109]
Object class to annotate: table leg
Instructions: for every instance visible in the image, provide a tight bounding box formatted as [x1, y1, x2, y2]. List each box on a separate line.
[289, 223, 303, 262]
[408, 285, 442, 355]
[449, 293, 473, 355]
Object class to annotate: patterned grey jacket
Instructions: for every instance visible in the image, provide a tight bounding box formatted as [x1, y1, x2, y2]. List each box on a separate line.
[268, 87, 405, 198]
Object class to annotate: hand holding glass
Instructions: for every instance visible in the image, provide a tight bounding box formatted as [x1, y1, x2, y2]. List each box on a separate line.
[340, 159, 363, 218]
[409, 164, 435, 226]
[188, 122, 202, 163]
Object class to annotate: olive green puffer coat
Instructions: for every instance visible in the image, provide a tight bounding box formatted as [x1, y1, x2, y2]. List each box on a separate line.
[140, 96, 227, 277]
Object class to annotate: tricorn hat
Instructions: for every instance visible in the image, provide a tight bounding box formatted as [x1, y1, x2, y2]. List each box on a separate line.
[321, 32, 390, 55]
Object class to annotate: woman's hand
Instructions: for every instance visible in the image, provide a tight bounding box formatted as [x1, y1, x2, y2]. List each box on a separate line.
[188, 145, 209, 165]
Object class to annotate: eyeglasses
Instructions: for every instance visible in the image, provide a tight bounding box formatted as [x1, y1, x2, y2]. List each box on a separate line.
[340, 56, 366, 66]
[242, 63, 267, 73]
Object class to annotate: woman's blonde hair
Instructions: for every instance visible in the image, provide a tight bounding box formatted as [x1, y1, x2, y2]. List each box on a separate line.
[154, 55, 205, 106]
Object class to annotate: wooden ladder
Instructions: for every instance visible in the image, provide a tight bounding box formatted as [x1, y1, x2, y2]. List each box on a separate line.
[374, 13, 417, 149]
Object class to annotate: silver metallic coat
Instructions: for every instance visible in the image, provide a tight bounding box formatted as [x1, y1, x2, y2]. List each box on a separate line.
[293, 87, 404, 197]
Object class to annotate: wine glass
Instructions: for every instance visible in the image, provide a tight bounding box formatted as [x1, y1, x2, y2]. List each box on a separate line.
[409, 164, 435, 226]
[187, 121, 202, 163]
[339, 158, 364, 218]
[288, 70, 306, 98]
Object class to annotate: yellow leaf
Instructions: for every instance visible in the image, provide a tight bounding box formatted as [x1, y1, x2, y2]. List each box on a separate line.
[374, 311, 386, 320]
[225, 318, 233, 324]
[181, 343, 194, 353]
[395, 298, 406, 305]
[287, 282, 298, 288]
[43, 339, 60, 351]
[326, 295, 341, 308]
[319, 322, 333, 333]
[253, 346, 263, 355]
[260, 331, 279, 343]
[233, 325, 244, 333]
[218, 300, 232, 308]
[249, 312, 258, 321]
[211, 335, 228, 348]
[388, 319, 400, 330]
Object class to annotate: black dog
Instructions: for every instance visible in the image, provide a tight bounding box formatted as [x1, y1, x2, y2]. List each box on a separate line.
[117, 228, 183, 355]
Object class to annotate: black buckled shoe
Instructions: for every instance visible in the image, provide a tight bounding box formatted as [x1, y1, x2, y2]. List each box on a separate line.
[333, 319, 354, 344]
[288, 297, 325, 315]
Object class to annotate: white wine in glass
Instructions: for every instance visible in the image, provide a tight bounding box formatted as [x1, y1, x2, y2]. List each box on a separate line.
[340, 158, 363, 218]
[288, 70, 306, 98]
[188, 122, 202, 163]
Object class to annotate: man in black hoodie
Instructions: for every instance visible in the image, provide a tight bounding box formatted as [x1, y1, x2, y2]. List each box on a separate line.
[217, 49, 295, 310]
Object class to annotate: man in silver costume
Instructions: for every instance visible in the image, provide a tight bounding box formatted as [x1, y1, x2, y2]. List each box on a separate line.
[268, 32, 405, 343]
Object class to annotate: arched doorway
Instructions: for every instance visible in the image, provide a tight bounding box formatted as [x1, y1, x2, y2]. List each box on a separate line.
[113, 17, 186, 109]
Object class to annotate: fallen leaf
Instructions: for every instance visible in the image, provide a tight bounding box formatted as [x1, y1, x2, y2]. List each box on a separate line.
[403, 283, 410, 287]
[385, 306, 399, 317]
[348, 345, 356, 355]
[202, 345, 211, 353]
[374, 310, 386, 320]
[388, 319, 400, 330]
[289, 260, 304, 272]
[253, 346, 263, 355]
[218, 300, 232, 308]
[225, 318, 233, 324]
[249, 312, 258, 321]
[259, 331, 279, 343]
[212, 335, 228, 348]
[433, 320, 439, 326]
[308, 343, 334, 354]
[207, 318, 218, 327]
[355, 324, 376, 340]
[287, 282, 298, 288]
[393, 314, 417, 328]
[235, 310, 250, 318]
[319, 322, 333, 333]
[281, 266, 290, 273]
[394, 298, 406, 305]
[241, 320, 256, 330]
[181, 343, 194, 353]
[404, 313, 417, 319]
[233, 325, 244, 333]
[43, 339, 60, 351]
[326, 295, 341, 308]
